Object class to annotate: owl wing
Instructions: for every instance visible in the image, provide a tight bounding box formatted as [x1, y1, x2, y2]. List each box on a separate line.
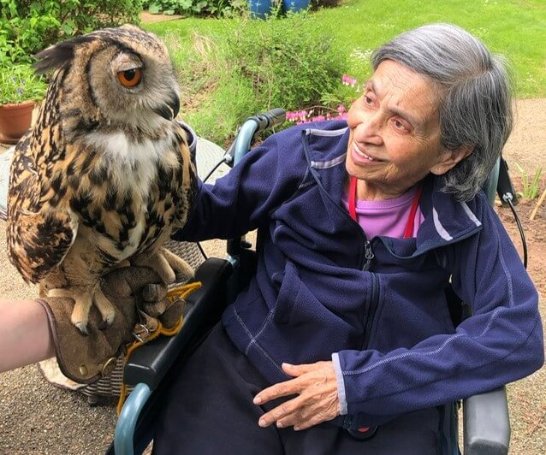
[173, 125, 198, 228]
[7, 135, 78, 284]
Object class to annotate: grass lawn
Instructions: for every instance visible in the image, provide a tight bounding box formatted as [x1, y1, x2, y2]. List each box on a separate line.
[144, 0, 546, 141]
[146, 0, 546, 97]
[314, 0, 546, 98]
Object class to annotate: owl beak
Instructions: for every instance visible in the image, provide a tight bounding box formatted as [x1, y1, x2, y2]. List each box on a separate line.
[154, 90, 180, 120]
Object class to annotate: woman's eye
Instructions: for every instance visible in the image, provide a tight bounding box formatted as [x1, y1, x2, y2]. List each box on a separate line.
[392, 118, 410, 132]
[117, 68, 143, 88]
[363, 93, 375, 107]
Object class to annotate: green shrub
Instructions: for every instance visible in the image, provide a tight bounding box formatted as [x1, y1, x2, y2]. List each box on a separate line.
[141, 0, 340, 18]
[0, 63, 47, 104]
[0, 0, 142, 66]
[173, 14, 350, 144]
[143, 0, 247, 17]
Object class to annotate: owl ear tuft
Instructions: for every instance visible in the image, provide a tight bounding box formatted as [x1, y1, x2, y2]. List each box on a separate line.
[34, 35, 95, 75]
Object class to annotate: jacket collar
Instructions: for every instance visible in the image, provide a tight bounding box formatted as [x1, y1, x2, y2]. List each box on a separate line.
[414, 175, 484, 253]
[301, 121, 485, 251]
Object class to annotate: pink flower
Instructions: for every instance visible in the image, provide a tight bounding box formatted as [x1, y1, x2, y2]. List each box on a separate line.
[342, 74, 357, 87]
[286, 104, 350, 124]
[286, 110, 308, 122]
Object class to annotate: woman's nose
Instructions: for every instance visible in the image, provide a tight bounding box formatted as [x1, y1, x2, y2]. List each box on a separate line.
[353, 111, 383, 145]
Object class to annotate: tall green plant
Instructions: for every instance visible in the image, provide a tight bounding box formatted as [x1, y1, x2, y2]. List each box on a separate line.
[174, 14, 349, 143]
[0, 0, 142, 66]
[0, 64, 47, 104]
[516, 163, 543, 200]
[224, 18, 344, 109]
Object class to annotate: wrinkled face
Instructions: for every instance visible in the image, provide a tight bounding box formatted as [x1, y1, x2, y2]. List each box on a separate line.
[345, 60, 457, 200]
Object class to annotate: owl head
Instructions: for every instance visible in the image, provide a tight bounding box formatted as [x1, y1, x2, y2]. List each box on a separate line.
[34, 25, 180, 138]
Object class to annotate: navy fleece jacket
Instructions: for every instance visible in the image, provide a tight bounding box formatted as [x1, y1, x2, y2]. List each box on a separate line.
[175, 120, 543, 428]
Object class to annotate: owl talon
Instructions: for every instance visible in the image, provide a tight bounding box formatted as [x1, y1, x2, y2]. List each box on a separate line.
[133, 247, 193, 285]
[94, 286, 116, 327]
[98, 312, 115, 330]
[103, 313, 115, 326]
[75, 322, 89, 336]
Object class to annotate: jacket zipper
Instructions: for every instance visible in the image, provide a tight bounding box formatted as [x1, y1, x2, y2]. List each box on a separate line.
[360, 239, 379, 349]
[362, 273, 379, 349]
[361, 240, 374, 271]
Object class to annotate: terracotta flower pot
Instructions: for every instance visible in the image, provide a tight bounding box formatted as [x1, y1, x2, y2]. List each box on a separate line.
[0, 100, 35, 144]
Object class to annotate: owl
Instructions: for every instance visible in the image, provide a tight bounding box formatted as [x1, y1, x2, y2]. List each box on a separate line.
[6, 25, 197, 334]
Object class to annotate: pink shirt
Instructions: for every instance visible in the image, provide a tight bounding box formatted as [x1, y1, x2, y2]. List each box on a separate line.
[343, 186, 424, 239]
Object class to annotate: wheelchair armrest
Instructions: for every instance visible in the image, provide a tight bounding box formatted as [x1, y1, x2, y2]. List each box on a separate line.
[463, 386, 510, 455]
[123, 257, 233, 390]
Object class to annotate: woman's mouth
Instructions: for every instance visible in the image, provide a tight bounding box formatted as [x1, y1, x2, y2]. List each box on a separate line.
[352, 143, 381, 164]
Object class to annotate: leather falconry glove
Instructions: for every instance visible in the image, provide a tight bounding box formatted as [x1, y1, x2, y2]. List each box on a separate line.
[37, 266, 185, 384]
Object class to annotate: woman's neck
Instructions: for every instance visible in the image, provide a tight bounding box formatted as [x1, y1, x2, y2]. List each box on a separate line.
[355, 179, 413, 201]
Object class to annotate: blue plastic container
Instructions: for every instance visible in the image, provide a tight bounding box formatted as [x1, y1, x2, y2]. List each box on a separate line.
[282, 0, 310, 13]
[248, 0, 272, 18]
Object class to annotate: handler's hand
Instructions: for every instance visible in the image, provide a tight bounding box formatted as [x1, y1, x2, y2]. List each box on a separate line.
[253, 361, 340, 431]
[39, 266, 169, 384]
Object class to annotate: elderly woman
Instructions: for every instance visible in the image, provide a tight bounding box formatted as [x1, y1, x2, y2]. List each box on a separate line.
[152, 23, 543, 454]
[0, 23, 543, 454]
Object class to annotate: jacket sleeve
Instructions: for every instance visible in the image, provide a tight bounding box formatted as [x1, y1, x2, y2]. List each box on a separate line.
[173, 132, 305, 242]
[333, 200, 544, 426]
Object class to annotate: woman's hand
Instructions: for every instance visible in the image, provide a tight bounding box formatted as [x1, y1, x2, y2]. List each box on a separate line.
[253, 361, 341, 431]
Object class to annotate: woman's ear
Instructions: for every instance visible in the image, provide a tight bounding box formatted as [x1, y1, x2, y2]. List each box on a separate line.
[430, 145, 474, 175]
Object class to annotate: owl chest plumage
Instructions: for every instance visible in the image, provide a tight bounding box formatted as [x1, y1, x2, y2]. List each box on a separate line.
[59, 131, 186, 267]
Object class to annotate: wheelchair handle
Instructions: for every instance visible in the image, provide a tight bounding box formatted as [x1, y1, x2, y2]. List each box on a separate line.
[225, 108, 286, 166]
[252, 108, 287, 131]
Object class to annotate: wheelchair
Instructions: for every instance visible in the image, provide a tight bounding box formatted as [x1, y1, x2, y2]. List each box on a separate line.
[103, 109, 524, 455]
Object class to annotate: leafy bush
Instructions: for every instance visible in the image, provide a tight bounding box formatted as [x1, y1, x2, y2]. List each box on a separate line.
[143, 0, 247, 17]
[172, 14, 350, 144]
[0, 0, 142, 66]
[141, 0, 339, 18]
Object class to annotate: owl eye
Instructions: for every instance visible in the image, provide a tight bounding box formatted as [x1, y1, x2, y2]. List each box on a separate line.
[117, 68, 143, 88]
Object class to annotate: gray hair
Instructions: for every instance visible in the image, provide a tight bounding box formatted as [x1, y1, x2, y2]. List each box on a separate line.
[372, 23, 513, 201]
